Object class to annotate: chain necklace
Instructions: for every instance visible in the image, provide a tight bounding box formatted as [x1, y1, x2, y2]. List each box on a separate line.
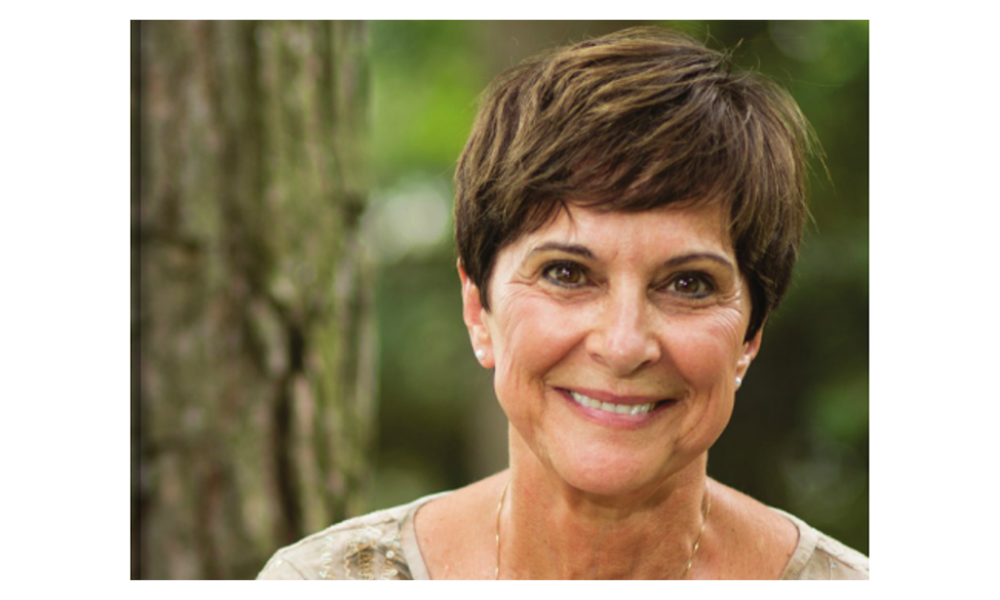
[493, 479, 712, 580]
[494, 478, 510, 579]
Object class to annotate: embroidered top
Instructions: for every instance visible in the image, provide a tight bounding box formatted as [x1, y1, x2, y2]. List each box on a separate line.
[256, 492, 868, 580]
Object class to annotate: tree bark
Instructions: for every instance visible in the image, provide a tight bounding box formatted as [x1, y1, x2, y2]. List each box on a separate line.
[134, 20, 376, 580]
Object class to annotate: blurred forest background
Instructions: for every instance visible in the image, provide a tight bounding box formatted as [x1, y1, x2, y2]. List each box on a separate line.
[134, 20, 868, 579]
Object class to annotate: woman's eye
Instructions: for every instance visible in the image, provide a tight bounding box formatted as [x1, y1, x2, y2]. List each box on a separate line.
[667, 273, 714, 297]
[543, 263, 588, 287]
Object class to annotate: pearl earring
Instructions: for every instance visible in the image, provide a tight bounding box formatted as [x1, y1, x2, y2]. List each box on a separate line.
[475, 349, 486, 360]
[735, 376, 743, 388]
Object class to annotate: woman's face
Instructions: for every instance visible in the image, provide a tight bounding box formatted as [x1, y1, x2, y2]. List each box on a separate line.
[461, 202, 762, 497]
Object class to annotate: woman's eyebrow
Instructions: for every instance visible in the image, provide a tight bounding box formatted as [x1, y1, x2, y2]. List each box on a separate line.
[663, 252, 735, 272]
[527, 242, 594, 259]
[527, 244, 734, 272]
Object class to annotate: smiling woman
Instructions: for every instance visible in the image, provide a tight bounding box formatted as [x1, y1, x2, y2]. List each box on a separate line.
[258, 26, 868, 580]
[465, 202, 756, 509]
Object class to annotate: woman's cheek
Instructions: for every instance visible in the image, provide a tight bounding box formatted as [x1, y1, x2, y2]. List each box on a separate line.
[681, 310, 748, 365]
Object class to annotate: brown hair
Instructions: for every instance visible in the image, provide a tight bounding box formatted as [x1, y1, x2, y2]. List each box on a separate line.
[454, 27, 816, 340]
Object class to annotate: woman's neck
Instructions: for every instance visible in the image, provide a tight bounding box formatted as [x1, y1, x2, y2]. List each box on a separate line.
[499, 439, 712, 580]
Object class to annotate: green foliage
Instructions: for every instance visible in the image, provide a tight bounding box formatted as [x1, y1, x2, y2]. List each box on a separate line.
[371, 21, 488, 180]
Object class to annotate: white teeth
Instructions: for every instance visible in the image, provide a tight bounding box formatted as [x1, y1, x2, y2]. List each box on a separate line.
[569, 391, 657, 415]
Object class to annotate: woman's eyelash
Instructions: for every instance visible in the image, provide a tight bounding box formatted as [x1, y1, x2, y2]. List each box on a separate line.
[664, 272, 715, 297]
[541, 262, 589, 287]
[540, 263, 717, 297]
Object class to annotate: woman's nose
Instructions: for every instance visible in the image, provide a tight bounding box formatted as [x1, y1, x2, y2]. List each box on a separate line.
[585, 289, 662, 376]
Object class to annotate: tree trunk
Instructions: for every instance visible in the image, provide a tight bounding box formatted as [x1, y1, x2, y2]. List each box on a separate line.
[134, 20, 376, 580]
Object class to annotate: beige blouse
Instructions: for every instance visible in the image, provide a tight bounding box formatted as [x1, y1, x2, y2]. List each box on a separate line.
[257, 492, 869, 580]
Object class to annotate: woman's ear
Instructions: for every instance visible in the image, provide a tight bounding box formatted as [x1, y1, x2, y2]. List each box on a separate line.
[458, 260, 494, 368]
[735, 324, 764, 387]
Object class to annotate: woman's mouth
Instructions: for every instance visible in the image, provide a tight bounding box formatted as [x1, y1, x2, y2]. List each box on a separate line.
[562, 389, 673, 418]
[568, 390, 658, 415]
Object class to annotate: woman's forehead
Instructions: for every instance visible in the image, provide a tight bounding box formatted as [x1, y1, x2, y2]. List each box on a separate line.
[509, 202, 734, 259]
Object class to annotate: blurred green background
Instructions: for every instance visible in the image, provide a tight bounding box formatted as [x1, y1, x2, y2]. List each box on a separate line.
[366, 21, 868, 554]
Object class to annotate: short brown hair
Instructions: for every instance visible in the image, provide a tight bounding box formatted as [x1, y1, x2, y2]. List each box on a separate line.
[454, 27, 816, 340]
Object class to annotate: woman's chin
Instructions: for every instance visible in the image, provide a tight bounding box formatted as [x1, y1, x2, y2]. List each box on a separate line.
[546, 451, 683, 499]
[510, 419, 711, 498]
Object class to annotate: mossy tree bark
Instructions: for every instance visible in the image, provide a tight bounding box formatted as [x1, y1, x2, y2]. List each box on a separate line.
[134, 21, 376, 579]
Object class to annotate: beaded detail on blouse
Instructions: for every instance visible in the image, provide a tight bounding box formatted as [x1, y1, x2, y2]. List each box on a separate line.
[257, 494, 437, 580]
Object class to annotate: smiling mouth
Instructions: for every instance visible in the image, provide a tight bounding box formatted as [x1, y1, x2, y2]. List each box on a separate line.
[565, 390, 669, 416]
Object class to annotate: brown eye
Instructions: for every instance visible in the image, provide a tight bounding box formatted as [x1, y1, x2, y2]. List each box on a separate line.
[543, 263, 587, 287]
[668, 273, 713, 297]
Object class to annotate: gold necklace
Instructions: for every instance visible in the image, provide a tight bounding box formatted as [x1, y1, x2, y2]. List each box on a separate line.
[493, 479, 711, 580]
[494, 478, 510, 579]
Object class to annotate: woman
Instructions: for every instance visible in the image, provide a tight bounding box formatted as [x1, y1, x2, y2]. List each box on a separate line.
[258, 27, 869, 580]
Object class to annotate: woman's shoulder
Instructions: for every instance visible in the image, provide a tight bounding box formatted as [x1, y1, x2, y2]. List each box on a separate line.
[710, 481, 867, 580]
[256, 492, 447, 580]
[775, 509, 869, 580]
